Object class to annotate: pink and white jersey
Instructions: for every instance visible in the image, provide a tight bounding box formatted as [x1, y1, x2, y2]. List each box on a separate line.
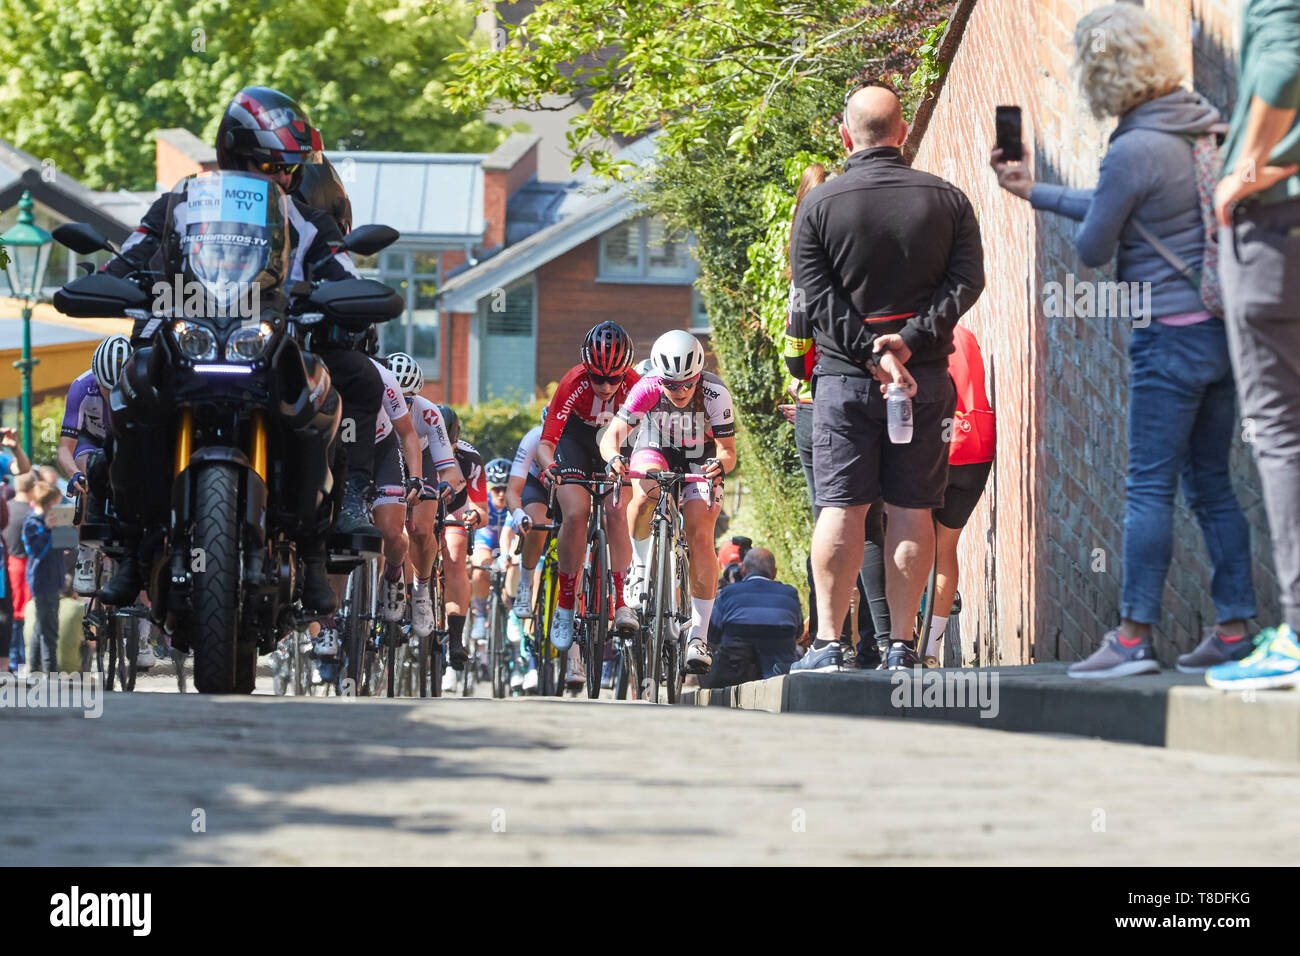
[372, 358, 409, 443]
[616, 370, 736, 451]
[409, 395, 457, 469]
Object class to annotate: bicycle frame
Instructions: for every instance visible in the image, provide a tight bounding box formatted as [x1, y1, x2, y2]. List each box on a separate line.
[556, 471, 622, 699]
[626, 469, 713, 703]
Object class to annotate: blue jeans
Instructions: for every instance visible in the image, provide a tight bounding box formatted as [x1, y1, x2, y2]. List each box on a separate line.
[1123, 318, 1256, 625]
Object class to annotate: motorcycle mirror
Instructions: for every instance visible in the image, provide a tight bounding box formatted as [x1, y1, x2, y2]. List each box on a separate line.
[339, 224, 399, 257]
[76, 262, 95, 276]
[52, 222, 115, 255]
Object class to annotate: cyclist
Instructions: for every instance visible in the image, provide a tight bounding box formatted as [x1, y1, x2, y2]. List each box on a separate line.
[384, 353, 464, 639]
[506, 407, 551, 692]
[61, 335, 128, 594]
[469, 457, 525, 690]
[603, 329, 737, 674]
[508, 407, 551, 619]
[311, 355, 424, 658]
[440, 405, 488, 686]
[534, 321, 641, 678]
[469, 457, 514, 638]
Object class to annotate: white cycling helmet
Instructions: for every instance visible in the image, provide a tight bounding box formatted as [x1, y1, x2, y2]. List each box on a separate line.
[649, 329, 705, 382]
[92, 334, 132, 391]
[387, 352, 424, 397]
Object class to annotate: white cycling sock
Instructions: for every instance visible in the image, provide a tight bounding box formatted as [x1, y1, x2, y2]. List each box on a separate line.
[690, 597, 715, 640]
[925, 615, 949, 658]
[631, 535, 651, 572]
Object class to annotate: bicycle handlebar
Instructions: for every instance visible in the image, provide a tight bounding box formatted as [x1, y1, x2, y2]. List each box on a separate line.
[624, 469, 717, 512]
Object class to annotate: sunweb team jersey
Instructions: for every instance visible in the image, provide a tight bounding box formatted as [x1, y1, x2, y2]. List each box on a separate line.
[371, 358, 410, 444]
[62, 371, 110, 455]
[616, 370, 737, 452]
[408, 395, 457, 470]
[540, 365, 641, 446]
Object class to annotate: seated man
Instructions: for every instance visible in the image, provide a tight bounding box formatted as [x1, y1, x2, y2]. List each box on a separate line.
[698, 548, 802, 689]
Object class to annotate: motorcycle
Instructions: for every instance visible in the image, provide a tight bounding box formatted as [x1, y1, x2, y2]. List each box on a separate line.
[51, 169, 403, 693]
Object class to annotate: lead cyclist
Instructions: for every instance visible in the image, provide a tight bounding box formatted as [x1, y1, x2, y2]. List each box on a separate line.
[602, 330, 737, 675]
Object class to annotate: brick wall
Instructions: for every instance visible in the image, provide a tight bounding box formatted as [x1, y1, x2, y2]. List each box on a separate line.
[534, 235, 696, 392]
[913, 0, 1275, 665]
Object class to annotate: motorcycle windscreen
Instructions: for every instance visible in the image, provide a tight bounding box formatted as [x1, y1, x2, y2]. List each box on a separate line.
[178, 171, 290, 322]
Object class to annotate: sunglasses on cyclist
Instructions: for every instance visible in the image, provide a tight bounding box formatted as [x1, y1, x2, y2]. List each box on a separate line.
[587, 371, 625, 387]
[257, 161, 301, 176]
[662, 375, 700, 393]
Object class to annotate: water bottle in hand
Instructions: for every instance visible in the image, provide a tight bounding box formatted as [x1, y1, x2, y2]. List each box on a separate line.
[886, 383, 913, 444]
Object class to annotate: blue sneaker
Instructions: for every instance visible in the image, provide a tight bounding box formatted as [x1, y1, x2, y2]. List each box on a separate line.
[791, 641, 843, 673]
[1206, 626, 1300, 691]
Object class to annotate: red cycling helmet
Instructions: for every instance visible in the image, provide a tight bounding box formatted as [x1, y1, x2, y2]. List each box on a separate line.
[216, 86, 323, 192]
[581, 321, 634, 378]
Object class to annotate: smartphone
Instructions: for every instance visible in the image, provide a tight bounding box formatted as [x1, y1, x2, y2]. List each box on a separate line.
[995, 105, 1023, 162]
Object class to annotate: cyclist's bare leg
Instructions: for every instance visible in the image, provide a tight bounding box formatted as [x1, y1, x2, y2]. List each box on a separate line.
[409, 499, 438, 579]
[811, 504, 869, 645]
[554, 483, 591, 578]
[442, 528, 470, 614]
[681, 496, 719, 641]
[883, 504, 935, 644]
[629, 480, 659, 541]
[373, 503, 410, 570]
[520, 501, 550, 567]
[471, 547, 493, 600]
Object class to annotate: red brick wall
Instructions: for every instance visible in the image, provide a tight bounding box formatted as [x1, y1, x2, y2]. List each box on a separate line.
[155, 139, 216, 190]
[534, 235, 695, 393]
[483, 170, 507, 251]
[913, 0, 1274, 665]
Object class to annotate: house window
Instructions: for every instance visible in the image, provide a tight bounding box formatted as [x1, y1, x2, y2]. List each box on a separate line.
[598, 215, 695, 283]
[689, 285, 710, 333]
[357, 248, 441, 379]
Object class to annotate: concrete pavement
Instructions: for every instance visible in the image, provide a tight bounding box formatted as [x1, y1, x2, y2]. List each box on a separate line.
[4, 688, 1300, 865]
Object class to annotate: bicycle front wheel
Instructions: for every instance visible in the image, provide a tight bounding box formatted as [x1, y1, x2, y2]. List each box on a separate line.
[582, 530, 608, 700]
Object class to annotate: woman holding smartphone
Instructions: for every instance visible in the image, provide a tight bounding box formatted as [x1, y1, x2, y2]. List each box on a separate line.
[990, 3, 1256, 678]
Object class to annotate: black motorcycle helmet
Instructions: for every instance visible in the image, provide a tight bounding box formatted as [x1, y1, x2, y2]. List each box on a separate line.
[216, 86, 322, 193]
[295, 155, 353, 236]
[438, 404, 460, 444]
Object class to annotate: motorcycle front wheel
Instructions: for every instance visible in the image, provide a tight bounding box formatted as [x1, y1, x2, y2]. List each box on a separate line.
[191, 463, 243, 693]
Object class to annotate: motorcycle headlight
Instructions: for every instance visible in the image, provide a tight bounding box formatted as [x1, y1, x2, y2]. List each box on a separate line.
[227, 322, 273, 362]
[175, 322, 217, 362]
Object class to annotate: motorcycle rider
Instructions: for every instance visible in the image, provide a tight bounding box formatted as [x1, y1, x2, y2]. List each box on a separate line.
[96, 87, 382, 615]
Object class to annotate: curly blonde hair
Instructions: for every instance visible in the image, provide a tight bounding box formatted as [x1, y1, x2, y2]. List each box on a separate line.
[1072, 3, 1185, 119]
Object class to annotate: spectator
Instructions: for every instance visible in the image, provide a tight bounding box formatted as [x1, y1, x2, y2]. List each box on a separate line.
[55, 574, 88, 674]
[923, 324, 996, 666]
[781, 162, 888, 668]
[4, 472, 34, 674]
[0, 428, 30, 477]
[700, 548, 802, 688]
[0, 479, 9, 676]
[23, 481, 65, 673]
[991, 2, 1257, 679]
[788, 81, 984, 672]
[1206, 0, 1300, 690]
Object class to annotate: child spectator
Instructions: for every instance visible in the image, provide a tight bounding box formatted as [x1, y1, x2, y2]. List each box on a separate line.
[23, 481, 66, 673]
[4, 473, 33, 674]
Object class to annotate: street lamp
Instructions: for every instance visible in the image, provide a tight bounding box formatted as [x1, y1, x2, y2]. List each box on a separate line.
[2, 190, 53, 460]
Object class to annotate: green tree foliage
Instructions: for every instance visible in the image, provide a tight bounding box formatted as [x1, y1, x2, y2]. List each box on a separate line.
[452, 397, 547, 466]
[450, 0, 953, 587]
[0, 0, 508, 190]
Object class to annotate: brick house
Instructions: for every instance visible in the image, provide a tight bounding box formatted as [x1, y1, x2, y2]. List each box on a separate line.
[435, 132, 707, 404]
[910, 0, 1274, 665]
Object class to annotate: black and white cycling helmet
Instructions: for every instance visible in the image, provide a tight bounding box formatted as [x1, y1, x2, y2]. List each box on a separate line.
[650, 329, 705, 382]
[485, 458, 510, 487]
[437, 404, 460, 444]
[387, 352, 424, 397]
[92, 334, 132, 391]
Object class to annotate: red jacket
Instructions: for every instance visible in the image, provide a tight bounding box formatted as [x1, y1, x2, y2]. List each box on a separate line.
[947, 325, 996, 466]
